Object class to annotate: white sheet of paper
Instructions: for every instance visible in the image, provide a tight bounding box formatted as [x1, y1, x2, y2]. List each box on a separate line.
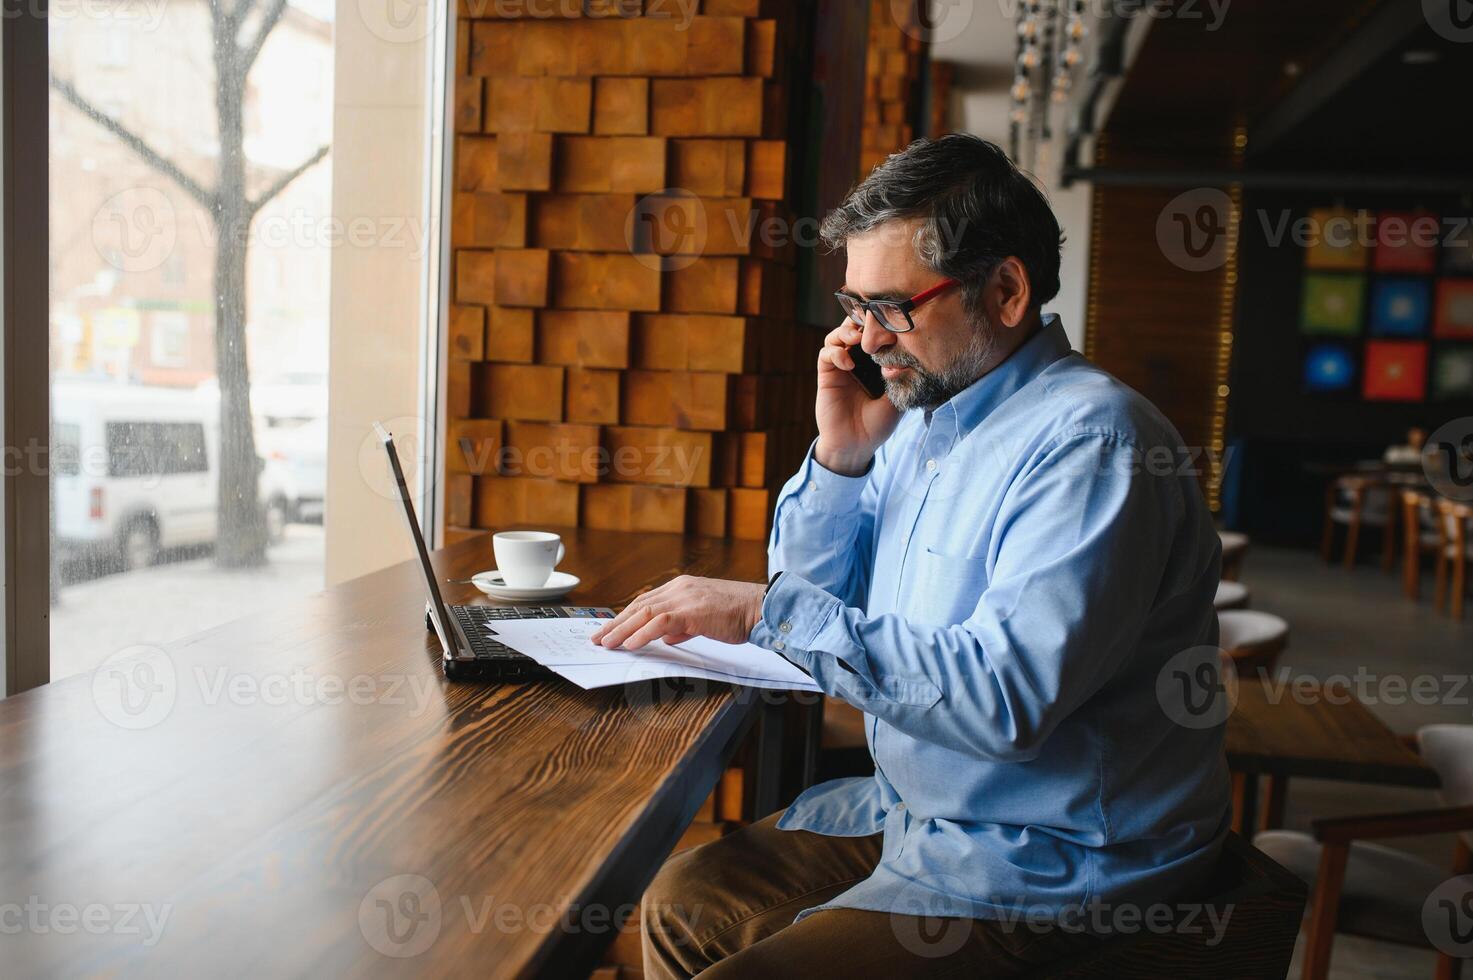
[485, 617, 820, 692]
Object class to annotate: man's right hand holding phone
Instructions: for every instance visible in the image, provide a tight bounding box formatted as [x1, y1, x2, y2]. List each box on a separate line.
[814, 321, 903, 477]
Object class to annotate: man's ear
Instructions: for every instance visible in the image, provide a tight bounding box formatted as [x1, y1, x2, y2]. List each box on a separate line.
[985, 257, 1033, 329]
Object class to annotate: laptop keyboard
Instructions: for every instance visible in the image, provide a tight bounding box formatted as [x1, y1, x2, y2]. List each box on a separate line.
[451, 605, 563, 660]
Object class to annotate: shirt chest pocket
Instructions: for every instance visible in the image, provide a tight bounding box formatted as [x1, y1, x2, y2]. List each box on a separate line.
[908, 547, 990, 626]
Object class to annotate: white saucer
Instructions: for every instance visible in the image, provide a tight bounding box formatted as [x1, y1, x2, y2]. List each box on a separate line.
[471, 569, 580, 601]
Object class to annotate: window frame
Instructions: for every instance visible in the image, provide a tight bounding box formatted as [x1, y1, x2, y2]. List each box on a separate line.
[3, 7, 53, 696]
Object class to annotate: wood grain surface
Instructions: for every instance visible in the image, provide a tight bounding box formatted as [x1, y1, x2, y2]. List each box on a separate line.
[0, 526, 772, 978]
[1225, 677, 1440, 787]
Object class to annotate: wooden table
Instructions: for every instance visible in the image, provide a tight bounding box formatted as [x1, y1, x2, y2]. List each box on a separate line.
[1225, 678, 1440, 837]
[0, 526, 797, 979]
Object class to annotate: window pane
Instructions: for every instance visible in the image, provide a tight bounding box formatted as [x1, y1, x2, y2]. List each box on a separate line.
[48, 2, 336, 682]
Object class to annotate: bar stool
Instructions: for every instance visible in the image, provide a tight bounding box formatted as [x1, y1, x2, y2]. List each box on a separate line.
[1399, 489, 1440, 600]
[1219, 530, 1249, 581]
[1218, 609, 1289, 678]
[1320, 475, 1394, 571]
[1434, 498, 1472, 621]
[1214, 579, 1250, 611]
[1254, 723, 1473, 980]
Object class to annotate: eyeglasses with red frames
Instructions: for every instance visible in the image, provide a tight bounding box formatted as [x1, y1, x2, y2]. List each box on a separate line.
[834, 278, 960, 334]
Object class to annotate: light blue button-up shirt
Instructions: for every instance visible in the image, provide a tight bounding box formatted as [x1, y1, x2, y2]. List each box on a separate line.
[748, 315, 1231, 923]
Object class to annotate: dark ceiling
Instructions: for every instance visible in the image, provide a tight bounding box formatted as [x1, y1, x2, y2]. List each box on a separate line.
[1251, 19, 1473, 175]
[1099, 0, 1473, 180]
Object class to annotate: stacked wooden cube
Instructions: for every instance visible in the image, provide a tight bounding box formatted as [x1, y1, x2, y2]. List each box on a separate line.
[859, 0, 924, 176]
[447, 0, 823, 543]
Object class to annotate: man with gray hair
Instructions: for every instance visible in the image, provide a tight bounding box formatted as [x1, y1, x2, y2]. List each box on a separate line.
[592, 135, 1230, 977]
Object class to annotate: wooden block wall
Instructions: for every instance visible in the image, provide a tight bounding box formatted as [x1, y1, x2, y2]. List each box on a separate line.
[448, 2, 824, 543]
[859, 0, 924, 176]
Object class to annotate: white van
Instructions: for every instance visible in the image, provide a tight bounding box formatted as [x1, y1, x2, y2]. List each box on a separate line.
[53, 380, 294, 570]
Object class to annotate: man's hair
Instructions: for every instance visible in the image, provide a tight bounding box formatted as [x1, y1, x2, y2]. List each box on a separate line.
[819, 135, 1064, 318]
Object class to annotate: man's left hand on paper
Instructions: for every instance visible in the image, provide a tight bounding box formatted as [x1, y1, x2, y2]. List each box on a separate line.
[589, 576, 767, 651]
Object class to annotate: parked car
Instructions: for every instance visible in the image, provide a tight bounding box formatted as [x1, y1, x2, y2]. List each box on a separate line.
[53, 381, 294, 571]
[258, 415, 326, 524]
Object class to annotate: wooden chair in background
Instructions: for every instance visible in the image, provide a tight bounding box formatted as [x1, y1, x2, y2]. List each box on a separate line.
[1215, 579, 1251, 611]
[1255, 723, 1473, 980]
[1433, 499, 1472, 621]
[1220, 530, 1250, 581]
[1402, 490, 1441, 601]
[1219, 609, 1290, 679]
[1321, 476, 1394, 571]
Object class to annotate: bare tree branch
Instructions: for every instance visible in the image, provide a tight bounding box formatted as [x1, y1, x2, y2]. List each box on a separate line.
[240, 0, 290, 70]
[50, 75, 216, 210]
[228, 0, 260, 32]
[248, 144, 330, 216]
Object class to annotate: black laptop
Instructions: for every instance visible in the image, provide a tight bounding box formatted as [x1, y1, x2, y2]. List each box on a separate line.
[377, 422, 614, 682]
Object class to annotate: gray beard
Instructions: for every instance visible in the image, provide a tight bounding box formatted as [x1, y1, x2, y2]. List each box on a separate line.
[874, 318, 998, 412]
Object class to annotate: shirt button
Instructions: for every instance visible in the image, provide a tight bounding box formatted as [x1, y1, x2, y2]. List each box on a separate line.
[774, 640, 786, 652]
[807, 481, 817, 492]
[895, 802, 907, 812]
[925, 459, 937, 472]
[779, 621, 792, 633]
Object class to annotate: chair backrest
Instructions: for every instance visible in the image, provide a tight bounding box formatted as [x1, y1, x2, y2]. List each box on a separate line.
[1037, 834, 1306, 979]
[1434, 499, 1472, 552]
[1403, 490, 1436, 533]
[1419, 724, 1473, 847]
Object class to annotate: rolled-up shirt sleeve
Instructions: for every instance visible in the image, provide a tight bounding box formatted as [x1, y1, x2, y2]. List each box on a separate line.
[750, 432, 1206, 763]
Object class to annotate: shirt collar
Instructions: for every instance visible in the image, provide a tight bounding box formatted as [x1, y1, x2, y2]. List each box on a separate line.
[924, 313, 1072, 439]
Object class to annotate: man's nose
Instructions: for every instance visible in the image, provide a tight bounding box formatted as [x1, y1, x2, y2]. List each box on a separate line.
[860, 314, 895, 356]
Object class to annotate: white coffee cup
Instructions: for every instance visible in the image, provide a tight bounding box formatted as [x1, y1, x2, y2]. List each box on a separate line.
[493, 531, 565, 589]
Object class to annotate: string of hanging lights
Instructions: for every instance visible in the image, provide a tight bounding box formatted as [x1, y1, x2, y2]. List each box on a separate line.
[1009, 0, 1088, 164]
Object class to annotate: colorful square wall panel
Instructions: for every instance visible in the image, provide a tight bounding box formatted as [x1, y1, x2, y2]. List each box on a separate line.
[1433, 346, 1473, 399]
[1368, 278, 1431, 337]
[1303, 343, 1356, 393]
[1304, 208, 1369, 271]
[1373, 210, 1439, 274]
[1300, 274, 1364, 335]
[1434, 279, 1473, 338]
[1362, 341, 1427, 401]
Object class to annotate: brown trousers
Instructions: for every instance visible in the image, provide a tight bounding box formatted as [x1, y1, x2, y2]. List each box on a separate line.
[641, 811, 1097, 979]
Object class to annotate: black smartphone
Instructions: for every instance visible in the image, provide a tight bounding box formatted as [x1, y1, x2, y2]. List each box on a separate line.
[847, 344, 887, 399]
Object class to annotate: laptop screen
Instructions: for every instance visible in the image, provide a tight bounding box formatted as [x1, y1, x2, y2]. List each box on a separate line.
[375, 422, 459, 658]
